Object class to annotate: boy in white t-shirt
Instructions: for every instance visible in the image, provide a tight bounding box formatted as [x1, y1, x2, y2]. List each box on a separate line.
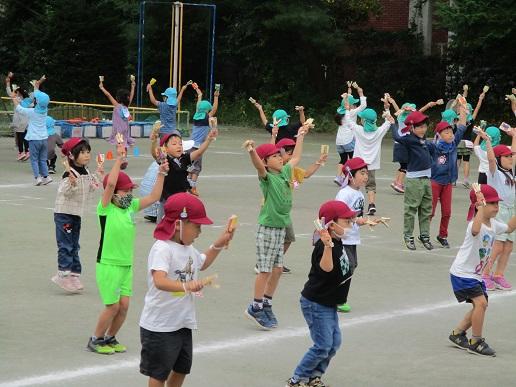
[139, 193, 235, 387]
[335, 157, 382, 313]
[449, 184, 516, 357]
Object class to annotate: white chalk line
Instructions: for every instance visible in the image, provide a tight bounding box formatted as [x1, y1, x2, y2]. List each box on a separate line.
[2, 290, 516, 387]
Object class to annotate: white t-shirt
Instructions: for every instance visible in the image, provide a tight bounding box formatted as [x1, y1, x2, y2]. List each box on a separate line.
[335, 96, 367, 145]
[450, 220, 507, 280]
[139, 240, 206, 332]
[335, 185, 364, 245]
[473, 146, 489, 173]
[487, 169, 515, 208]
[346, 113, 391, 170]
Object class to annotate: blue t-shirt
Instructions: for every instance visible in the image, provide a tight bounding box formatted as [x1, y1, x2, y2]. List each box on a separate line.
[158, 101, 177, 134]
[191, 116, 210, 148]
[16, 105, 48, 140]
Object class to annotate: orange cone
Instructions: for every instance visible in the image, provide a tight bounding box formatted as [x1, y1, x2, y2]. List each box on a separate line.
[106, 150, 113, 160]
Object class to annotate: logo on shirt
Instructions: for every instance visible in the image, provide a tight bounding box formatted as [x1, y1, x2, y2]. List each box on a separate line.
[438, 155, 447, 165]
[476, 234, 493, 274]
[175, 256, 194, 282]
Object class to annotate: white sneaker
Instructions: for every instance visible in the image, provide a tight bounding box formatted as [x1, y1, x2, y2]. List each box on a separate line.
[42, 176, 53, 185]
[70, 274, 84, 291]
[34, 176, 43, 186]
[51, 272, 78, 293]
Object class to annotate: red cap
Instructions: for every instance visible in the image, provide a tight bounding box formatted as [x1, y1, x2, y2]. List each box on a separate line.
[493, 145, 512, 157]
[467, 184, 502, 221]
[160, 132, 182, 147]
[342, 157, 367, 175]
[435, 121, 452, 134]
[256, 143, 280, 160]
[275, 138, 296, 149]
[404, 111, 428, 127]
[61, 138, 88, 157]
[154, 193, 213, 240]
[102, 172, 138, 191]
[319, 200, 356, 222]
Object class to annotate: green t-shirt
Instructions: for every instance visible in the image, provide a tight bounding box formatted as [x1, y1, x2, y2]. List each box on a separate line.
[258, 164, 293, 228]
[96, 198, 140, 266]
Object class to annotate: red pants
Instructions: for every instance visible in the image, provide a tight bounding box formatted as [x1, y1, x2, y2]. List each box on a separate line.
[431, 181, 452, 238]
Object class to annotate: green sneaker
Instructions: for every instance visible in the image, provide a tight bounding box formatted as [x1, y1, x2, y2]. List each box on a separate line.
[104, 336, 127, 353]
[337, 303, 351, 313]
[87, 337, 115, 355]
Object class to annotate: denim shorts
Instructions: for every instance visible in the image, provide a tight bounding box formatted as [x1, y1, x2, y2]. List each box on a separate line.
[336, 140, 355, 154]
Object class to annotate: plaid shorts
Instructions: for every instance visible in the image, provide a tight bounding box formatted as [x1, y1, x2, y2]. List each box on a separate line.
[256, 225, 286, 272]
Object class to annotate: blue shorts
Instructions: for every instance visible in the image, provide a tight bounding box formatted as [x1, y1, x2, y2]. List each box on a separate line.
[450, 274, 488, 303]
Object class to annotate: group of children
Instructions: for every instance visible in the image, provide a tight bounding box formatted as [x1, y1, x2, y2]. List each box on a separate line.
[7, 70, 515, 386]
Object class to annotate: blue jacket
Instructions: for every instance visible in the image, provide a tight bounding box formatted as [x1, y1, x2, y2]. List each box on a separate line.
[391, 124, 432, 173]
[429, 125, 467, 185]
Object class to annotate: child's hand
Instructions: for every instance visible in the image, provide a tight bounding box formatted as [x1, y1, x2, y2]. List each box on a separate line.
[242, 140, 255, 152]
[159, 158, 169, 174]
[146, 83, 152, 92]
[341, 92, 348, 100]
[463, 84, 468, 92]
[475, 191, 486, 207]
[195, 88, 202, 96]
[295, 105, 304, 111]
[186, 280, 204, 293]
[150, 131, 158, 142]
[352, 81, 359, 89]
[319, 229, 333, 248]
[318, 153, 328, 164]
[214, 90, 220, 97]
[478, 92, 486, 101]
[346, 81, 352, 87]
[208, 128, 218, 141]
[96, 164, 105, 176]
[116, 143, 126, 158]
[254, 102, 263, 110]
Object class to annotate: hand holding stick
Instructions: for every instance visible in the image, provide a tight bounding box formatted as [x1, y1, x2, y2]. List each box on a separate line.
[314, 218, 334, 248]
[472, 183, 486, 207]
[224, 215, 238, 249]
[242, 140, 254, 152]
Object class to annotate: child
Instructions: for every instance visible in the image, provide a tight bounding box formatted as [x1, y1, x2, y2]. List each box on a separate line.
[139, 193, 235, 387]
[481, 129, 515, 291]
[448, 184, 516, 356]
[5, 75, 30, 160]
[87, 143, 169, 355]
[474, 126, 501, 184]
[99, 77, 135, 150]
[430, 107, 468, 248]
[52, 138, 102, 292]
[150, 129, 216, 221]
[391, 110, 434, 250]
[285, 200, 356, 387]
[46, 115, 63, 174]
[265, 133, 328, 274]
[146, 83, 188, 135]
[335, 157, 381, 313]
[244, 124, 308, 330]
[188, 85, 220, 195]
[11, 79, 51, 185]
[252, 99, 305, 142]
[334, 82, 366, 185]
[343, 94, 392, 215]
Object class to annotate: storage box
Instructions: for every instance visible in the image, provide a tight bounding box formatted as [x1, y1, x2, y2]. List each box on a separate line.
[82, 124, 97, 138]
[71, 126, 83, 138]
[130, 122, 143, 138]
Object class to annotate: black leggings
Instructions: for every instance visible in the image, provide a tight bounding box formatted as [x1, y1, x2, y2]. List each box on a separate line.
[477, 172, 487, 184]
[16, 131, 29, 153]
[338, 151, 354, 165]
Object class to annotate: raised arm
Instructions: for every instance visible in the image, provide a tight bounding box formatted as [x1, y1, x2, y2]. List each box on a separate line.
[483, 132, 496, 175]
[34, 75, 46, 91]
[288, 125, 308, 167]
[244, 140, 267, 178]
[209, 90, 219, 117]
[147, 83, 159, 107]
[139, 161, 169, 210]
[454, 105, 468, 145]
[195, 86, 202, 105]
[101, 144, 125, 207]
[296, 106, 306, 124]
[129, 79, 136, 106]
[472, 91, 486, 120]
[99, 82, 118, 106]
[5, 76, 13, 97]
[254, 102, 268, 126]
[269, 124, 279, 144]
[176, 84, 188, 105]
[419, 100, 437, 113]
[304, 153, 327, 178]
[387, 94, 400, 113]
[462, 84, 469, 99]
[190, 129, 217, 161]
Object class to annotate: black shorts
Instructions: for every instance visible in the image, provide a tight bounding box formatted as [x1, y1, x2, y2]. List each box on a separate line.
[477, 172, 487, 184]
[343, 244, 357, 271]
[140, 327, 193, 381]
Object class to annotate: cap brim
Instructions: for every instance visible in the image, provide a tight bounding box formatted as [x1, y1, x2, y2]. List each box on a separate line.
[189, 216, 213, 225]
[154, 218, 177, 240]
[118, 183, 139, 191]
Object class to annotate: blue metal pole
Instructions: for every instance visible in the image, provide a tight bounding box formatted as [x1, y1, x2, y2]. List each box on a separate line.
[209, 5, 216, 103]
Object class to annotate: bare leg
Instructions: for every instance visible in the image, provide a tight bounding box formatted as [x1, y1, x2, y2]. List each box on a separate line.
[254, 272, 272, 299]
[264, 266, 283, 297]
[166, 372, 186, 387]
[470, 295, 488, 337]
[463, 161, 470, 182]
[149, 377, 165, 387]
[367, 190, 375, 205]
[106, 296, 130, 337]
[483, 241, 504, 276]
[494, 241, 513, 276]
[455, 309, 473, 332]
[94, 303, 120, 338]
[393, 170, 401, 184]
[283, 242, 291, 254]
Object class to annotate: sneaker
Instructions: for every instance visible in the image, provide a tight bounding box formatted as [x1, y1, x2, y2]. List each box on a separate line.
[17, 152, 24, 161]
[482, 274, 496, 291]
[104, 336, 127, 353]
[263, 305, 278, 328]
[87, 337, 115, 355]
[42, 176, 53, 185]
[254, 264, 260, 274]
[493, 275, 512, 291]
[403, 236, 416, 251]
[282, 266, 291, 274]
[189, 187, 199, 196]
[417, 235, 434, 250]
[462, 181, 471, 189]
[308, 377, 329, 387]
[144, 215, 157, 223]
[468, 338, 496, 357]
[286, 378, 309, 387]
[51, 272, 77, 293]
[366, 203, 376, 216]
[337, 303, 351, 313]
[70, 274, 84, 291]
[333, 176, 343, 187]
[244, 304, 273, 330]
[48, 167, 56, 174]
[34, 176, 43, 186]
[448, 331, 469, 350]
[390, 182, 404, 194]
[436, 236, 450, 248]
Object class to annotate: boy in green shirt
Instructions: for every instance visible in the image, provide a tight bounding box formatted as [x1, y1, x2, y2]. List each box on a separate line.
[243, 123, 310, 330]
[87, 143, 169, 355]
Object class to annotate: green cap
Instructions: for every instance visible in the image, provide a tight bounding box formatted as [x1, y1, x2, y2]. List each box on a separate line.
[441, 109, 458, 125]
[193, 100, 213, 120]
[272, 109, 290, 127]
[480, 126, 501, 151]
[358, 108, 377, 132]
